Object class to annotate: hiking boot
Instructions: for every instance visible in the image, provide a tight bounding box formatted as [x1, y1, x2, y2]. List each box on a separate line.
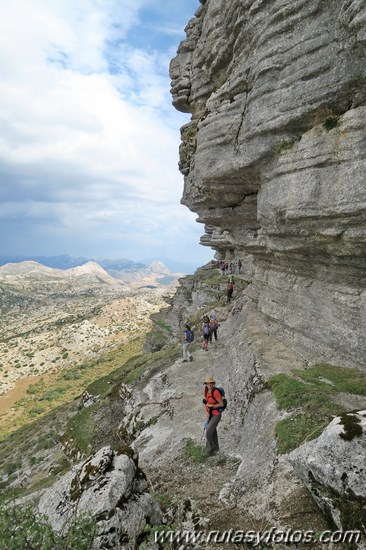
[182, 360, 188, 363]
[189, 356, 193, 362]
[204, 450, 214, 457]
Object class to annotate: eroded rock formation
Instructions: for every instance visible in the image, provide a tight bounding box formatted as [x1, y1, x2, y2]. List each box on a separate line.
[170, 0, 366, 368]
[290, 411, 366, 532]
[38, 446, 162, 548]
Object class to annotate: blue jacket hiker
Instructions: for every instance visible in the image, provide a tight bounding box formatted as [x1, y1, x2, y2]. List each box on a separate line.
[182, 324, 194, 363]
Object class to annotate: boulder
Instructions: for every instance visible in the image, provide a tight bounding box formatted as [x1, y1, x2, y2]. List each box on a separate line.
[38, 446, 162, 548]
[289, 411, 366, 533]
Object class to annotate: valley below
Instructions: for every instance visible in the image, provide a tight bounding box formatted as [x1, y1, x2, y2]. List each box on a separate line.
[0, 260, 178, 435]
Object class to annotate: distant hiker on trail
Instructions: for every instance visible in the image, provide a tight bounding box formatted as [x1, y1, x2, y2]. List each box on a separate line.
[181, 324, 194, 363]
[210, 319, 218, 342]
[226, 280, 234, 302]
[202, 376, 224, 456]
[209, 309, 218, 342]
[237, 259, 242, 274]
[202, 322, 210, 351]
[220, 261, 226, 276]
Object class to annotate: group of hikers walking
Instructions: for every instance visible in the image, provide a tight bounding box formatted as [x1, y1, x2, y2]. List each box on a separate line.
[180, 316, 224, 455]
[220, 258, 242, 275]
[179, 258, 242, 455]
[180, 311, 228, 456]
[181, 309, 218, 360]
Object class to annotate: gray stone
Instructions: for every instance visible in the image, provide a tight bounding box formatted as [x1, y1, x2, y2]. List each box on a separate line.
[38, 446, 162, 547]
[290, 411, 366, 531]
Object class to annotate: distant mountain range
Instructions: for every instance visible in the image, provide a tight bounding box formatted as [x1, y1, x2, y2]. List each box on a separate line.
[0, 257, 185, 289]
[0, 255, 195, 274]
[0, 260, 120, 286]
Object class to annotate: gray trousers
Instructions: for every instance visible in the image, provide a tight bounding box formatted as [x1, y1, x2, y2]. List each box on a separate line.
[206, 414, 221, 453]
[182, 342, 192, 361]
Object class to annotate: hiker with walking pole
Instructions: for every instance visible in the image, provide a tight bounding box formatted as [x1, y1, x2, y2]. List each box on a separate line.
[202, 376, 224, 456]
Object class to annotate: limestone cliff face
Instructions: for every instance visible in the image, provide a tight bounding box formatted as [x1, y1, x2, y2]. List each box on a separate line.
[170, 0, 366, 368]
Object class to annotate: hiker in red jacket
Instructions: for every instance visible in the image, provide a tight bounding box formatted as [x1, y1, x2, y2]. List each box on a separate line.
[202, 376, 224, 456]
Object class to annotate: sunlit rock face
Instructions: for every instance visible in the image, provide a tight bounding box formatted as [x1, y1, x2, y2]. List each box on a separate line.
[170, 0, 366, 368]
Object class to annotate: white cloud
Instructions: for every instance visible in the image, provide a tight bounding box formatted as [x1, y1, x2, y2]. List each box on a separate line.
[0, 0, 211, 267]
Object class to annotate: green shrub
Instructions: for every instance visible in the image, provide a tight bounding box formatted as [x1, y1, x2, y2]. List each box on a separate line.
[62, 369, 82, 381]
[155, 319, 173, 333]
[5, 461, 22, 475]
[323, 117, 338, 130]
[40, 387, 67, 402]
[0, 503, 96, 549]
[29, 406, 45, 417]
[65, 402, 101, 454]
[294, 363, 366, 395]
[27, 382, 45, 395]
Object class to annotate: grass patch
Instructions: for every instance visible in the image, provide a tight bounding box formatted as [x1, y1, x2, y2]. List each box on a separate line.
[155, 319, 173, 333]
[294, 363, 366, 395]
[64, 402, 102, 455]
[153, 492, 175, 512]
[269, 364, 366, 454]
[276, 140, 295, 154]
[184, 439, 206, 464]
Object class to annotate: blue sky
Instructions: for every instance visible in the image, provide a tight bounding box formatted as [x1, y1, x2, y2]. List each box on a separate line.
[0, 0, 213, 271]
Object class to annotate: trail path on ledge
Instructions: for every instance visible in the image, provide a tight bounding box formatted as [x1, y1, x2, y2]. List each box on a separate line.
[132, 305, 279, 538]
[131, 297, 336, 548]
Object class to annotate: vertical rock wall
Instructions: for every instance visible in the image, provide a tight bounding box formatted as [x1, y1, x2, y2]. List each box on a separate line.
[170, 0, 366, 367]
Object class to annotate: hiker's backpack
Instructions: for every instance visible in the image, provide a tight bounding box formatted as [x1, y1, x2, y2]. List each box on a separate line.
[214, 387, 227, 412]
[186, 329, 194, 343]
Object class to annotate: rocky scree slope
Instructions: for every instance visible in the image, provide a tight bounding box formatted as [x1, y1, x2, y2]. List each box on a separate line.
[170, 0, 366, 369]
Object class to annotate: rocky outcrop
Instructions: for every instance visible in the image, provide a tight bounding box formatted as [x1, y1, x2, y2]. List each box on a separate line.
[290, 411, 366, 532]
[170, 0, 366, 368]
[38, 446, 162, 548]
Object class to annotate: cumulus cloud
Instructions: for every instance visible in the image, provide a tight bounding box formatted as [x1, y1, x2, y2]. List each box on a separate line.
[0, 0, 210, 267]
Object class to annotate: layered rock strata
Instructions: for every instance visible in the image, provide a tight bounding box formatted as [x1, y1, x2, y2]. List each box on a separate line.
[170, 0, 366, 367]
